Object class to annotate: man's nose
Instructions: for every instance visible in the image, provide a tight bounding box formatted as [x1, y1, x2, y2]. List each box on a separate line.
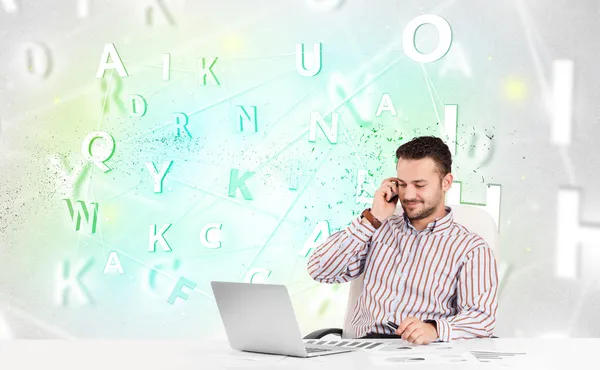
[404, 185, 417, 200]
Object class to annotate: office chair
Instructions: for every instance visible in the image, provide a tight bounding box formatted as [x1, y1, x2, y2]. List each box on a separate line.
[304, 204, 500, 340]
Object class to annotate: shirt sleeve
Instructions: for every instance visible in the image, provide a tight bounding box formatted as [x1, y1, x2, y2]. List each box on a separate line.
[306, 216, 377, 284]
[433, 242, 499, 342]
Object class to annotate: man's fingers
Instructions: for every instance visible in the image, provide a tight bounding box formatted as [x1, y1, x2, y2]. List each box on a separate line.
[397, 318, 415, 334]
[403, 327, 420, 342]
[384, 183, 397, 196]
[377, 178, 400, 202]
[413, 334, 429, 345]
[386, 187, 398, 203]
[379, 187, 393, 202]
[400, 322, 419, 340]
[384, 187, 394, 202]
[379, 181, 395, 191]
[406, 328, 423, 343]
[384, 180, 398, 189]
[397, 317, 418, 333]
[381, 177, 399, 187]
[375, 189, 389, 202]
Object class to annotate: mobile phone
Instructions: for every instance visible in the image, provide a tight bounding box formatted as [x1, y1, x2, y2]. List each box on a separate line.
[387, 180, 399, 203]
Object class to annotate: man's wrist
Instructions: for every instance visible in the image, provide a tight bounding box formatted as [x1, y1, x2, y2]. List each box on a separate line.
[360, 217, 373, 226]
[370, 210, 388, 222]
[424, 320, 438, 336]
[361, 208, 382, 229]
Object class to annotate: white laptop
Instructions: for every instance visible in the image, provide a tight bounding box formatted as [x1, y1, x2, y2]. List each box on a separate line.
[210, 281, 355, 358]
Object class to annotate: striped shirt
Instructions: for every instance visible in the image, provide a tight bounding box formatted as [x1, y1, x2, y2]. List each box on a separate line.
[307, 206, 498, 342]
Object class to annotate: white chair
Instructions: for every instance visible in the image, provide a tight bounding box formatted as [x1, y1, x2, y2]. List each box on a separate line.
[304, 204, 500, 340]
[0, 312, 13, 339]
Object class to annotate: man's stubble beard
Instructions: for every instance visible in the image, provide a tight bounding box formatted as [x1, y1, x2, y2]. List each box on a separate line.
[403, 185, 444, 221]
[404, 201, 437, 221]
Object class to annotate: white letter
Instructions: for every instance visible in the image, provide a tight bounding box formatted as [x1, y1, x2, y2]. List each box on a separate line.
[201, 223, 223, 249]
[446, 182, 501, 231]
[145, 160, 173, 193]
[64, 199, 99, 234]
[173, 112, 191, 137]
[23, 42, 51, 78]
[56, 259, 93, 306]
[236, 106, 258, 132]
[551, 60, 574, 146]
[163, 53, 170, 80]
[96, 43, 128, 78]
[375, 93, 397, 117]
[244, 268, 271, 283]
[77, 0, 90, 18]
[443, 104, 457, 156]
[1, 0, 18, 13]
[289, 159, 301, 190]
[81, 131, 116, 172]
[198, 57, 219, 85]
[149, 224, 172, 252]
[296, 43, 323, 77]
[103, 252, 124, 274]
[403, 14, 452, 63]
[356, 170, 374, 205]
[130, 94, 148, 117]
[167, 277, 196, 304]
[299, 221, 330, 257]
[309, 112, 338, 144]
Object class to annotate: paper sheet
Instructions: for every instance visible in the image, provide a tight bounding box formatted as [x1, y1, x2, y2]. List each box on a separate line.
[304, 339, 479, 365]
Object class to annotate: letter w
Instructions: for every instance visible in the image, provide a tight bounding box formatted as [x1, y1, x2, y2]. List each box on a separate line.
[64, 199, 99, 234]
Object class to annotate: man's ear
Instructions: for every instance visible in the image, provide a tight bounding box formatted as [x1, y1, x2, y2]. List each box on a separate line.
[442, 173, 453, 191]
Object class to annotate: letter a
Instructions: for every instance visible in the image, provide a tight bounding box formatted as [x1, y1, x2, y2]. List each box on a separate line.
[96, 43, 129, 78]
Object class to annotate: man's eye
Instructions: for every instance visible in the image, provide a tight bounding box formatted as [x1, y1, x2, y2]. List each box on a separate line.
[398, 184, 407, 187]
[415, 185, 425, 188]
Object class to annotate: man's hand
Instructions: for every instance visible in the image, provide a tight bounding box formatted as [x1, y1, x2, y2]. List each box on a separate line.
[370, 177, 400, 221]
[395, 317, 438, 345]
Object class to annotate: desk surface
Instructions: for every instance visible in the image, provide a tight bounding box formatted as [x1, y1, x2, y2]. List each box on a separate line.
[0, 338, 595, 369]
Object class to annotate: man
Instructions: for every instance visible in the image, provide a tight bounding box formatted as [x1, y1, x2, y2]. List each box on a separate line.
[307, 136, 498, 344]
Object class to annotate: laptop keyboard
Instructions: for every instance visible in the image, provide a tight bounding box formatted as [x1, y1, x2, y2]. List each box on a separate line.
[305, 347, 332, 353]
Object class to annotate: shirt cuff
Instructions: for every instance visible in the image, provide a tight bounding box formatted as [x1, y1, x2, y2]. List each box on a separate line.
[433, 318, 452, 342]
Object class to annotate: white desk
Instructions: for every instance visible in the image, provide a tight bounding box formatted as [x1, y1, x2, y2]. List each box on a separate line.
[0, 338, 595, 369]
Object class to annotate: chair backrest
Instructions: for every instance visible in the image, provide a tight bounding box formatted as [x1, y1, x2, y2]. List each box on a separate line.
[339, 204, 499, 339]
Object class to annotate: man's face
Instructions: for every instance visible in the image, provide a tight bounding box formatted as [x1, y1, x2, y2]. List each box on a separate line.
[395, 157, 449, 221]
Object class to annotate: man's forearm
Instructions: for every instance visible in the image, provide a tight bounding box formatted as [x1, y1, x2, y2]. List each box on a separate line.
[306, 217, 375, 283]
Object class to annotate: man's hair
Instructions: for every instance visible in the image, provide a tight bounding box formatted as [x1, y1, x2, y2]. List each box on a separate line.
[395, 136, 452, 177]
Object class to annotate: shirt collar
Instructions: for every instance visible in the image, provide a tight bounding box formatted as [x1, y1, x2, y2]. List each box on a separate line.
[403, 206, 454, 234]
